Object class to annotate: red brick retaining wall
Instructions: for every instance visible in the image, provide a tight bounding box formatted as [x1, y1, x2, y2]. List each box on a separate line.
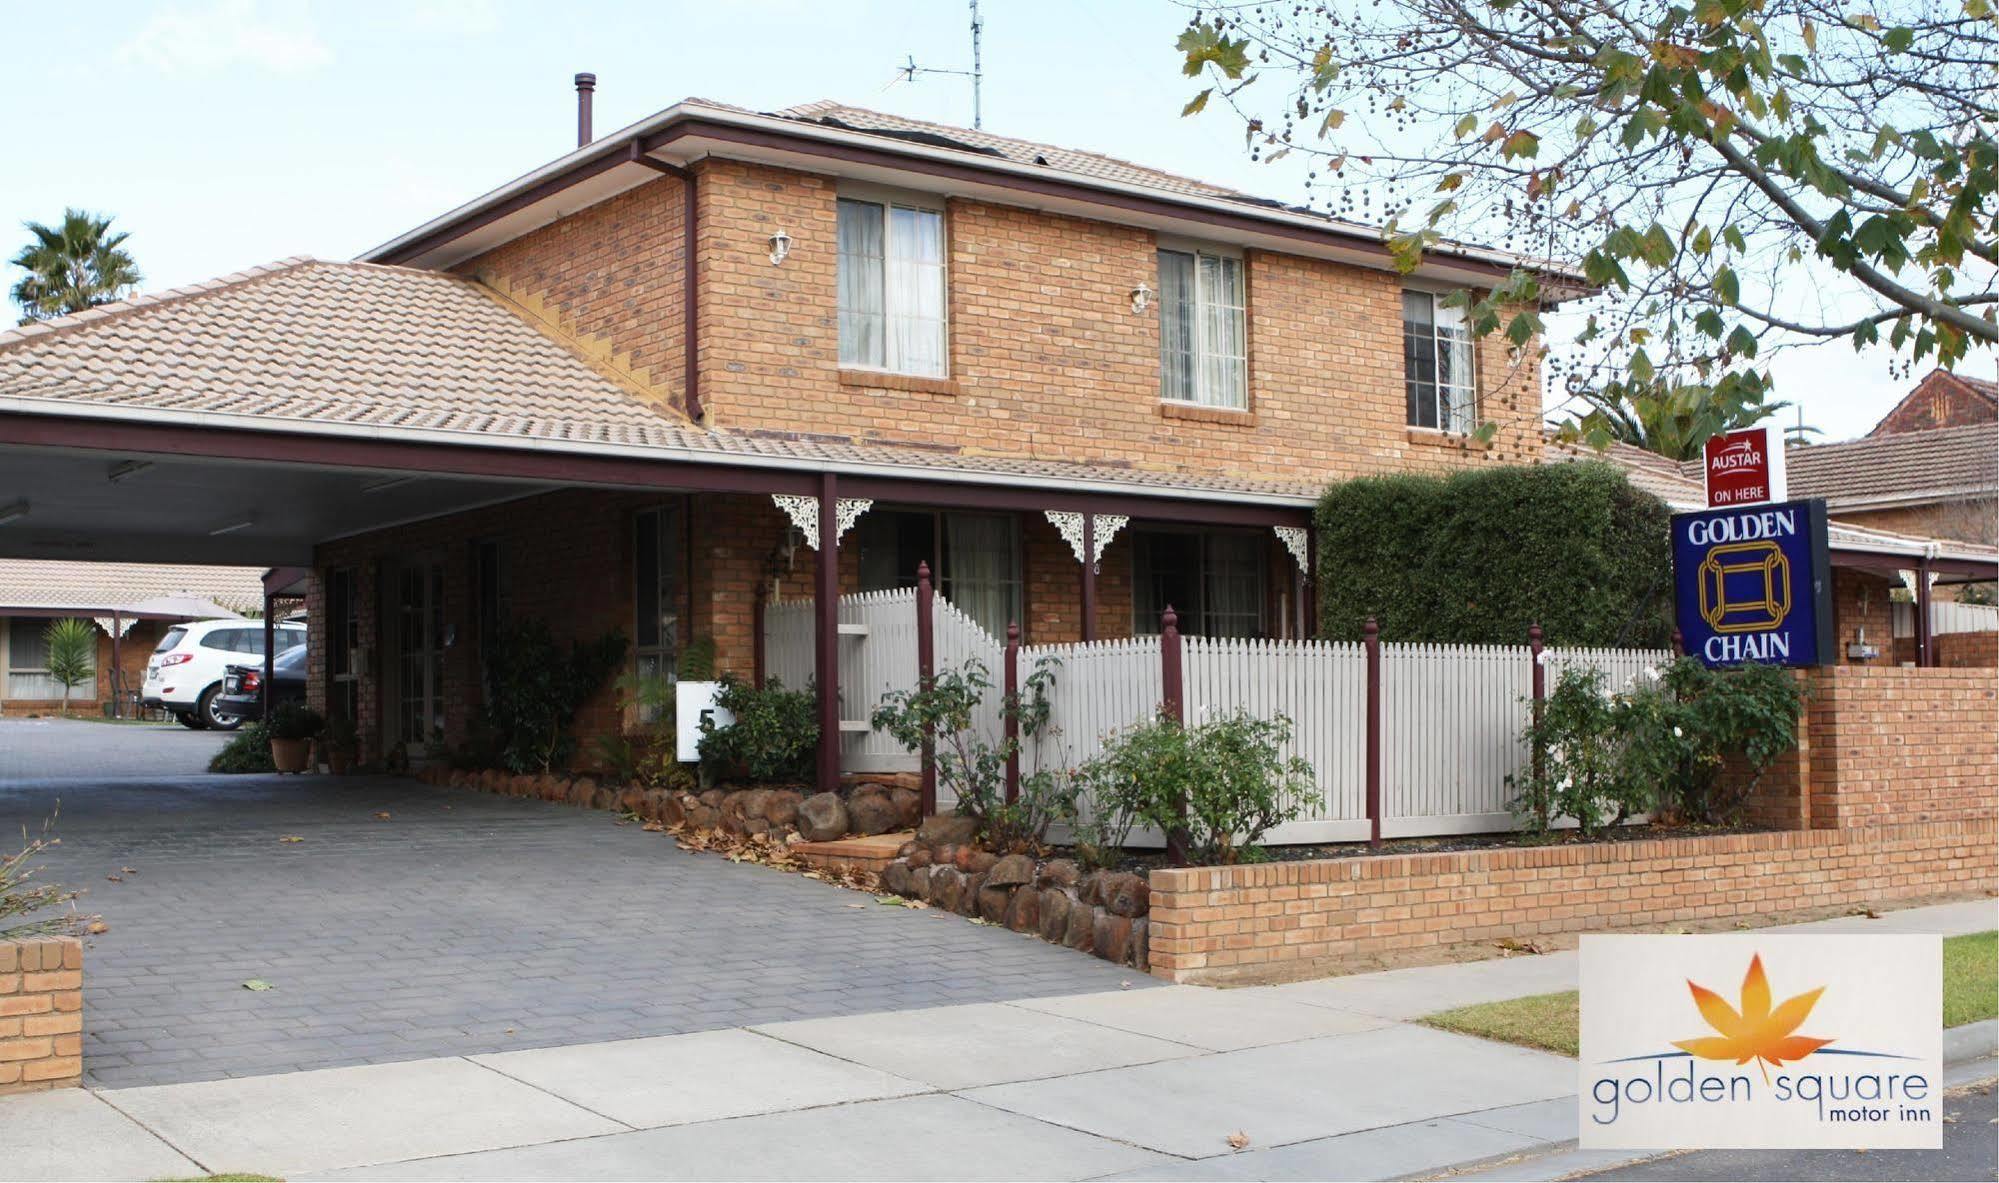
[0, 936, 82, 1093]
[1147, 819, 1995, 983]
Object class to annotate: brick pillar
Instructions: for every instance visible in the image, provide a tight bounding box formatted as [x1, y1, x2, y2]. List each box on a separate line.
[0, 937, 82, 1094]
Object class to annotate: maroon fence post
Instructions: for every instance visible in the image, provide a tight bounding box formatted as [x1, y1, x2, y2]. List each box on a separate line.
[1529, 622, 1546, 828]
[1364, 616, 1381, 848]
[752, 580, 767, 688]
[916, 561, 937, 817]
[1161, 605, 1189, 863]
[1004, 621, 1021, 805]
[1672, 628, 1685, 658]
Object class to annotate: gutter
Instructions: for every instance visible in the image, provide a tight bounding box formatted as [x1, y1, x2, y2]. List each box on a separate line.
[0, 396, 1317, 511]
[360, 100, 1585, 287]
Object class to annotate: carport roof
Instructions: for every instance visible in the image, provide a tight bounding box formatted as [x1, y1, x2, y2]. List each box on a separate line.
[0, 559, 264, 616]
[0, 258, 1318, 506]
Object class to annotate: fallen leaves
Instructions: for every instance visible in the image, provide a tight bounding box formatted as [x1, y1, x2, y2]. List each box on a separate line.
[1495, 937, 1546, 956]
[278, 835, 304, 844]
[242, 979, 275, 991]
[86, 920, 109, 935]
[1226, 1131, 1250, 1150]
[372, 811, 392, 821]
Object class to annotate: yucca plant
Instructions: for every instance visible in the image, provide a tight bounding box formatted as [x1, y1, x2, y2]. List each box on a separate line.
[42, 617, 96, 717]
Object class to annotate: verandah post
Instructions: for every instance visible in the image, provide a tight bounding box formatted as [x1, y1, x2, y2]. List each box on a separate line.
[1080, 514, 1097, 642]
[1161, 606, 1190, 864]
[916, 561, 937, 816]
[1003, 621, 1021, 804]
[1364, 616, 1381, 848]
[752, 580, 767, 689]
[814, 472, 840, 797]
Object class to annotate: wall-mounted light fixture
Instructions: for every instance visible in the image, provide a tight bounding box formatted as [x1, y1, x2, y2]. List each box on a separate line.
[0, 500, 28, 526]
[1130, 282, 1154, 315]
[769, 228, 792, 266]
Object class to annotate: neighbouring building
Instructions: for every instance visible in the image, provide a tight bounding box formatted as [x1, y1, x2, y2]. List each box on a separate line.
[0, 560, 263, 715]
[1, 89, 1991, 785]
[1868, 367, 1997, 437]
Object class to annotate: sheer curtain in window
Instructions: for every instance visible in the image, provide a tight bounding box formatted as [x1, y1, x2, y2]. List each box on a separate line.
[1198, 254, 1246, 408]
[1158, 250, 1196, 402]
[1201, 533, 1264, 638]
[888, 207, 947, 377]
[944, 513, 1017, 641]
[1433, 300, 1476, 433]
[837, 199, 885, 367]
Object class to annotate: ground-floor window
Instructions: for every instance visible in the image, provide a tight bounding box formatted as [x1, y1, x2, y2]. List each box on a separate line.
[857, 508, 1021, 640]
[3, 616, 94, 701]
[325, 566, 359, 725]
[1133, 528, 1267, 638]
[634, 506, 684, 699]
[392, 561, 445, 748]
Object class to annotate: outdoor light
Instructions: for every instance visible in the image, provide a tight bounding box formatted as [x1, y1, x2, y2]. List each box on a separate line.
[768, 228, 791, 266]
[1130, 282, 1153, 315]
[106, 459, 153, 484]
[0, 500, 27, 526]
[207, 517, 256, 537]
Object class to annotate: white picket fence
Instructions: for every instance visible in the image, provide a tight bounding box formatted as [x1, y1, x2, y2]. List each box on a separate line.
[761, 588, 1669, 841]
[1894, 599, 1999, 637]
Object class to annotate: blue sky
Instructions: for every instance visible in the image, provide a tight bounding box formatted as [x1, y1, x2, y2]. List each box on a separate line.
[5, 0, 1984, 440]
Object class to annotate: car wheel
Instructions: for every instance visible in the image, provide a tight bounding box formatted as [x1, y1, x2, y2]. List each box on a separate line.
[175, 711, 204, 730]
[198, 686, 243, 731]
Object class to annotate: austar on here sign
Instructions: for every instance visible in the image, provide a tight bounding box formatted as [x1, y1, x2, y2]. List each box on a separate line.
[1703, 426, 1788, 508]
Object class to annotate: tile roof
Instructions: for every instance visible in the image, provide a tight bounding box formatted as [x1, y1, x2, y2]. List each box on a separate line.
[1780, 426, 1997, 507]
[0, 560, 264, 615]
[0, 259, 1317, 504]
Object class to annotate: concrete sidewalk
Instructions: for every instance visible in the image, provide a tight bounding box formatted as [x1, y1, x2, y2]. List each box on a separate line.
[1, 899, 1989, 1182]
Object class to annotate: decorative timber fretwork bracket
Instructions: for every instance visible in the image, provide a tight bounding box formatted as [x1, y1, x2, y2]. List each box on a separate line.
[1044, 511, 1128, 573]
[772, 495, 873, 549]
[1274, 525, 1310, 571]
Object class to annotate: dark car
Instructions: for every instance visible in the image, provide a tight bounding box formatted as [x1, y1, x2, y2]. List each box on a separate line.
[215, 643, 308, 722]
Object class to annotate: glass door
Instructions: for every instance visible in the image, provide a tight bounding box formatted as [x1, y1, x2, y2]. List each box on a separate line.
[387, 559, 445, 753]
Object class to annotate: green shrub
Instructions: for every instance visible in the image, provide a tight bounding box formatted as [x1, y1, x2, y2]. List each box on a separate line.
[1617, 657, 1805, 824]
[1078, 711, 1312, 866]
[1316, 462, 1672, 646]
[870, 657, 1076, 852]
[698, 675, 819, 784]
[1507, 667, 1645, 837]
[267, 701, 325, 741]
[209, 722, 276, 774]
[478, 620, 629, 774]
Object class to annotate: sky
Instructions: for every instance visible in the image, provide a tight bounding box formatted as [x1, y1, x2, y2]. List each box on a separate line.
[4, 0, 1988, 442]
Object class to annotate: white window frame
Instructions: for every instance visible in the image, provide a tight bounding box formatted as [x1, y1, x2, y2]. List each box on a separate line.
[1156, 238, 1248, 410]
[1402, 287, 1479, 435]
[836, 186, 950, 379]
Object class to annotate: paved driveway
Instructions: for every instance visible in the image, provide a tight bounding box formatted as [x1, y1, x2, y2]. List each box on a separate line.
[2, 774, 1146, 1089]
[0, 716, 232, 781]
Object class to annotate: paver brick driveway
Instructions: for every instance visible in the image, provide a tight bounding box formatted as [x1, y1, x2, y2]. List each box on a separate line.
[1, 774, 1148, 1088]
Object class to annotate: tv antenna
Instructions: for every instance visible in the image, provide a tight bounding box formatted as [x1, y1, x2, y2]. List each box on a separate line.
[896, 0, 984, 128]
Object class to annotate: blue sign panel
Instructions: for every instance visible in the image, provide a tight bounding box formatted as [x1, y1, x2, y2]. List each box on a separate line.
[1672, 498, 1833, 668]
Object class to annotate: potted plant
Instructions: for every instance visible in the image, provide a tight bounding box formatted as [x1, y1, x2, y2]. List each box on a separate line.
[268, 701, 326, 774]
[323, 714, 359, 776]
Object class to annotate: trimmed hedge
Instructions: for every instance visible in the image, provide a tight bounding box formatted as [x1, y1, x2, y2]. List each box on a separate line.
[1315, 462, 1673, 646]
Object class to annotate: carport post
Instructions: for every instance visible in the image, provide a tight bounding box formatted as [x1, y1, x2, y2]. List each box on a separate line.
[110, 611, 123, 719]
[814, 472, 840, 796]
[262, 592, 276, 722]
[1916, 555, 1935, 667]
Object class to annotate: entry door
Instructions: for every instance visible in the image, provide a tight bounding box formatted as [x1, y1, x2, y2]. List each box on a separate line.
[387, 559, 446, 752]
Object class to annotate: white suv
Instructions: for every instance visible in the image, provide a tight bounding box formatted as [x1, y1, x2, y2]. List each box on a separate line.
[143, 619, 306, 730]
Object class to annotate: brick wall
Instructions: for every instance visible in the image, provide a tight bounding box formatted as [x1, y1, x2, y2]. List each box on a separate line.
[1148, 819, 1995, 982]
[1870, 370, 1999, 436]
[0, 937, 82, 1093]
[1836, 501, 1999, 548]
[1829, 569, 1898, 666]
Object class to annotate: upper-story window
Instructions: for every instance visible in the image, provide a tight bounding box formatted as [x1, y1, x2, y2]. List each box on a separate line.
[837, 196, 947, 377]
[1158, 246, 1246, 408]
[1403, 290, 1476, 433]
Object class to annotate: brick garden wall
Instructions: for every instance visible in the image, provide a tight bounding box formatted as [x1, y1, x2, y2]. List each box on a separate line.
[1148, 819, 1996, 983]
[0, 937, 82, 1093]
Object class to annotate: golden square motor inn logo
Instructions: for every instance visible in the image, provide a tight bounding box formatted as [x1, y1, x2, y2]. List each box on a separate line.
[1580, 934, 1942, 1149]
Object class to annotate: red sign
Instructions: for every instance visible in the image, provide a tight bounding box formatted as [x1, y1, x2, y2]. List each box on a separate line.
[1703, 427, 1787, 508]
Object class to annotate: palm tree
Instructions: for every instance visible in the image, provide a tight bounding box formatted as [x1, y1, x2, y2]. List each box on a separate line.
[1559, 377, 1810, 462]
[9, 210, 142, 323]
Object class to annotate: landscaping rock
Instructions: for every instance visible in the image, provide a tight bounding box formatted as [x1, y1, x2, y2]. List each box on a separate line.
[698, 788, 727, 809]
[1039, 889, 1072, 943]
[906, 846, 932, 869]
[763, 790, 802, 828]
[659, 793, 685, 826]
[571, 778, 600, 805]
[1063, 901, 1096, 952]
[1005, 884, 1041, 933]
[930, 866, 966, 913]
[890, 787, 922, 829]
[881, 859, 914, 896]
[1128, 918, 1149, 970]
[908, 864, 935, 901]
[510, 774, 536, 798]
[738, 788, 772, 822]
[846, 788, 899, 837]
[591, 787, 618, 811]
[917, 814, 978, 849]
[959, 871, 988, 916]
[1101, 872, 1150, 918]
[1038, 858, 1081, 890]
[977, 884, 1012, 924]
[742, 817, 770, 838]
[618, 787, 648, 814]
[986, 853, 1036, 888]
[796, 793, 849, 842]
[1093, 910, 1133, 964]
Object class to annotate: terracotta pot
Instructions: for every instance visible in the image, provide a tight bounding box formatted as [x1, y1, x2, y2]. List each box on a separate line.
[327, 750, 354, 776]
[270, 737, 312, 774]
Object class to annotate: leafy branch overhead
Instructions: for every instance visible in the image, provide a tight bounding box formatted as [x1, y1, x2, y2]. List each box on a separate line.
[1178, 0, 1996, 451]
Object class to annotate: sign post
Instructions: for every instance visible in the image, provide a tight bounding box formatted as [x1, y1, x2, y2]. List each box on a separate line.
[1672, 498, 1833, 668]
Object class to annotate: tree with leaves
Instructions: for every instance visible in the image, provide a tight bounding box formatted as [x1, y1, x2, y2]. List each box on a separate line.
[1176, 0, 1995, 453]
[41, 618, 96, 716]
[10, 209, 143, 323]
